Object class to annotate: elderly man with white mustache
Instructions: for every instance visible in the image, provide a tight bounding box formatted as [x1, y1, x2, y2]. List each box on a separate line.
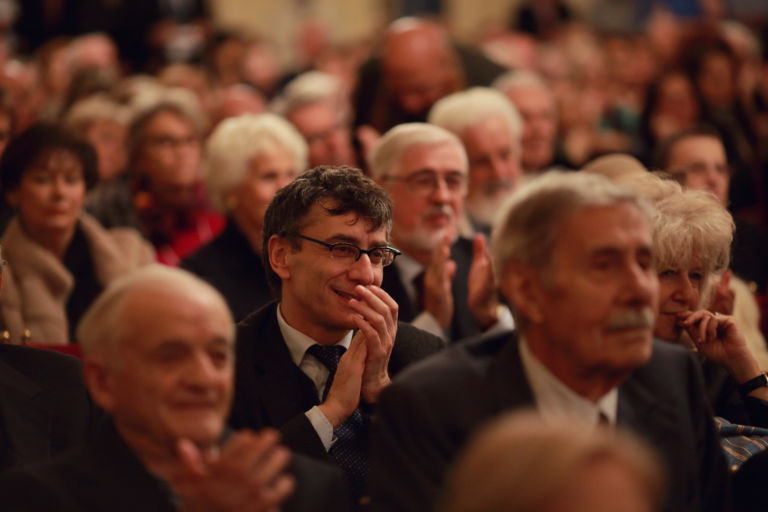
[368, 172, 729, 512]
[369, 123, 513, 342]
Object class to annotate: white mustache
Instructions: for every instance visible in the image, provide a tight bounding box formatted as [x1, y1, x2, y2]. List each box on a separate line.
[421, 205, 455, 221]
[605, 308, 655, 331]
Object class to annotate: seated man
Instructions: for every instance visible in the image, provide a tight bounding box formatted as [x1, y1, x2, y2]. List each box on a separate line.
[369, 172, 729, 512]
[369, 123, 513, 342]
[230, 166, 444, 499]
[428, 87, 524, 235]
[0, 266, 352, 512]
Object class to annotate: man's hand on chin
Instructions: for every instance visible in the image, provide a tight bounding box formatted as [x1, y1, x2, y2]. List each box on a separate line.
[350, 284, 397, 404]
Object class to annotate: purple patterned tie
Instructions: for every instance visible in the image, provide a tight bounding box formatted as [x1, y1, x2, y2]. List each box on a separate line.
[307, 344, 369, 496]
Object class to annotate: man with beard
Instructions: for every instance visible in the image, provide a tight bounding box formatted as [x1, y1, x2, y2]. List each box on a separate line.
[369, 123, 513, 342]
[428, 87, 523, 235]
[369, 172, 729, 512]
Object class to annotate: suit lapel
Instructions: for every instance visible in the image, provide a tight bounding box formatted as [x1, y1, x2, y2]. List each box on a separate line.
[487, 333, 536, 412]
[236, 303, 319, 428]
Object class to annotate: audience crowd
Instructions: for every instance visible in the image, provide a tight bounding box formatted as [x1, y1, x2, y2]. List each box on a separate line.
[0, 1, 767, 511]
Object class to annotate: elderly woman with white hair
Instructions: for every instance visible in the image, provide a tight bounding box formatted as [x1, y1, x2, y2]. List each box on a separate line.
[180, 113, 307, 320]
[635, 175, 768, 426]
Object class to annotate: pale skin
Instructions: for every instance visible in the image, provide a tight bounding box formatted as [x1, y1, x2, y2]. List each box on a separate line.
[317, 283, 398, 428]
[170, 430, 295, 512]
[83, 285, 295, 512]
[267, 207, 397, 429]
[678, 309, 768, 401]
[421, 232, 500, 331]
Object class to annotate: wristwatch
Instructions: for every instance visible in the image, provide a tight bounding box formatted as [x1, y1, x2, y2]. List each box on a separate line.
[738, 372, 768, 395]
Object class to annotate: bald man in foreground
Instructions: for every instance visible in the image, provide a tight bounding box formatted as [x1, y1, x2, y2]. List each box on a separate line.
[0, 266, 352, 512]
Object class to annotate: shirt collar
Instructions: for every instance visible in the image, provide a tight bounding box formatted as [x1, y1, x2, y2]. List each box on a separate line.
[276, 303, 353, 367]
[519, 335, 618, 427]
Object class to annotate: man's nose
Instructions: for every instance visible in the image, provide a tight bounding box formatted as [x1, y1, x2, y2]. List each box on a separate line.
[429, 176, 452, 203]
[625, 264, 656, 306]
[347, 253, 375, 285]
[184, 353, 221, 387]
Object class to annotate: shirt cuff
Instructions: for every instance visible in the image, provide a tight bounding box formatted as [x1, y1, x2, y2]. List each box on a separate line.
[306, 406, 335, 451]
[412, 311, 448, 341]
[483, 305, 515, 335]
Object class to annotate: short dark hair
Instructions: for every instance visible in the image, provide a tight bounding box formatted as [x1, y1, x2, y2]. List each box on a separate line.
[652, 124, 724, 171]
[262, 165, 393, 293]
[0, 123, 98, 193]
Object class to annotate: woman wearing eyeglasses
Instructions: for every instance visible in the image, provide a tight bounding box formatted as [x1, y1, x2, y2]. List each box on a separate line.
[180, 113, 308, 321]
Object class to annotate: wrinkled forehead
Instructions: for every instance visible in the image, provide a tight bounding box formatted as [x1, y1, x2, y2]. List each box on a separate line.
[553, 202, 652, 257]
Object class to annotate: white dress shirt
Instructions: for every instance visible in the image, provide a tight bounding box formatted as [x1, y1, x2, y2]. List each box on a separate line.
[519, 336, 618, 428]
[277, 304, 353, 451]
[394, 253, 514, 341]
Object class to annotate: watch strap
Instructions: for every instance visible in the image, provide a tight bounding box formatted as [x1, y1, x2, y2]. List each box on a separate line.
[738, 372, 768, 395]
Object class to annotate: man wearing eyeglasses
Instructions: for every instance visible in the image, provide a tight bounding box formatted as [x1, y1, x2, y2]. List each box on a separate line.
[229, 165, 444, 502]
[369, 122, 513, 342]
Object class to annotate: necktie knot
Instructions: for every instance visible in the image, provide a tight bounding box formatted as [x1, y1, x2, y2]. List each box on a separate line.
[307, 344, 346, 373]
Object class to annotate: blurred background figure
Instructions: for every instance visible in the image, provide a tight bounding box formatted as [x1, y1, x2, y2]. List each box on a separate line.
[354, 17, 504, 135]
[181, 113, 307, 321]
[125, 95, 222, 265]
[210, 83, 266, 128]
[439, 411, 664, 512]
[0, 124, 153, 344]
[273, 71, 357, 168]
[494, 70, 562, 174]
[428, 86, 523, 235]
[62, 94, 129, 183]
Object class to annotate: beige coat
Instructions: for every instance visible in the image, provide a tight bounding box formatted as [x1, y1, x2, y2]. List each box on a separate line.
[0, 214, 155, 344]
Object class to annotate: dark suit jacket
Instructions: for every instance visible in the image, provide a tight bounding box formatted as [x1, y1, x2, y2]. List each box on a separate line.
[229, 300, 445, 462]
[0, 418, 354, 512]
[382, 237, 481, 342]
[180, 220, 275, 322]
[0, 344, 98, 473]
[368, 332, 730, 512]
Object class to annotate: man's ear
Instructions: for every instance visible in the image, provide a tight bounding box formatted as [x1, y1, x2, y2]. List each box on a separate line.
[499, 262, 547, 324]
[82, 358, 116, 413]
[268, 234, 291, 281]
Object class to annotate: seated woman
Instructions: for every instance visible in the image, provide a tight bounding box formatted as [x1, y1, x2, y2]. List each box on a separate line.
[0, 124, 154, 344]
[647, 179, 768, 426]
[180, 113, 307, 321]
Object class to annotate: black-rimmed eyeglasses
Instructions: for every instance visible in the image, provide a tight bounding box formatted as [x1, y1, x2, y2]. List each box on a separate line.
[284, 233, 401, 266]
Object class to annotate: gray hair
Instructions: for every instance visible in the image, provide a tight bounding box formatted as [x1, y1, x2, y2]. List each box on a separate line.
[62, 94, 130, 134]
[203, 113, 308, 211]
[440, 410, 664, 512]
[492, 172, 651, 273]
[271, 71, 347, 120]
[77, 265, 234, 362]
[492, 70, 549, 94]
[652, 189, 733, 306]
[428, 87, 522, 142]
[368, 122, 467, 180]
[492, 173, 652, 330]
